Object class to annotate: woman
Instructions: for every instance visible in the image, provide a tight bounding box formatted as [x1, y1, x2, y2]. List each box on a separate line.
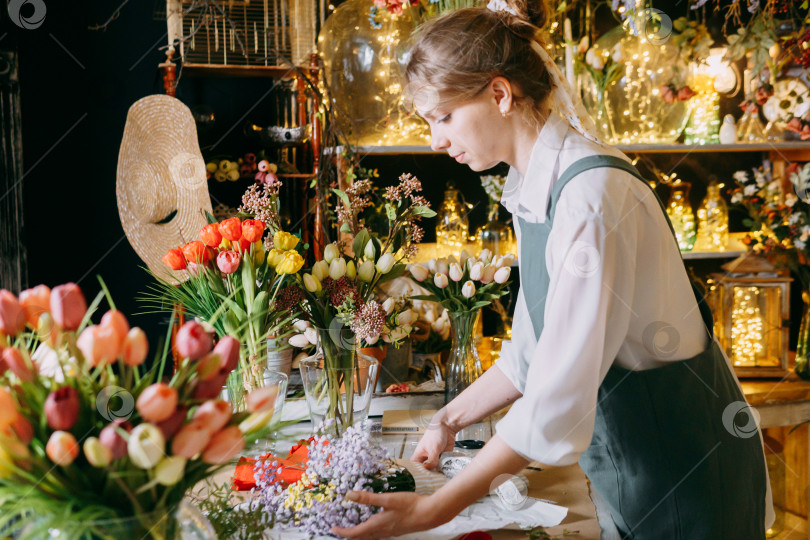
[333, 1, 772, 538]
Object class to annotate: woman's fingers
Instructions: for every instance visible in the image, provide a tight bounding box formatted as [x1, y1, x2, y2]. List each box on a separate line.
[345, 490, 387, 507]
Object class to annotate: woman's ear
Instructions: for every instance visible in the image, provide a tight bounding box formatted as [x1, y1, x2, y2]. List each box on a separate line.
[490, 77, 514, 116]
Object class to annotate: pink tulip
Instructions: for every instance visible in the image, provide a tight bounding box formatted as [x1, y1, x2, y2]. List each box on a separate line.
[122, 327, 148, 366]
[99, 419, 132, 460]
[171, 419, 212, 458]
[193, 400, 232, 432]
[175, 321, 213, 360]
[9, 414, 33, 444]
[0, 388, 18, 429]
[156, 406, 188, 440]
[193, 369, 228, 400]
[50, 283, 86, 331]
[100, 310, 129, 346]
[245, 386, 278, 414]
[18, 285, 50, 328]
[77, 325, 121, 367]
[213, 336, 240, 372]
[216, 250, 241, 274]
[46, 431, 79, 466]
[202, 426, 245, 464]
[45, 386, 80, 431]
[136, 383, 178, 423]
[0, 290, 25, 337]
[1, 348, 37, 383]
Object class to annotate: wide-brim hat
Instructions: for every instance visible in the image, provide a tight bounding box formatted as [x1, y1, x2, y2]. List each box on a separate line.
[116, 95, 213, 283]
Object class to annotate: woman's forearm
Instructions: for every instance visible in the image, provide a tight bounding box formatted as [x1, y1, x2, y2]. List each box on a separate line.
[442, 365, 522, 432]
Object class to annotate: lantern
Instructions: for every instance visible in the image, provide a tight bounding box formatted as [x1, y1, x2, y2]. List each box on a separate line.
[706, 254, 791, 378]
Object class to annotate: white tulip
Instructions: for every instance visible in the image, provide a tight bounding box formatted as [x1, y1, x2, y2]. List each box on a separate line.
[364, 241, 376, 260]
[479, 249, 492, 263]
[494, 266, 511, 284]
[427, 258, 437, 272]
[422, 306, 437, 323]
[501, 253, 516, 267]
[329, 258, 347, 279]
[408, 264, 429, 282]
[586, 48, 605, 70]
[358, 260, 375, 282]
[365, 333, 379, 345]
[449, 263, 463, 282]
[293, 319, 310, 332]
[303, 273, 321, 293]
[469, 262, 483, 281]
[481, 265, 496, 284]
[461, 280, 476, 298]
[459, 249, 470, 268]
[346, 260, 357, 279]
[611, 43, 623, 63]
[127, 424, 165, 469]
[376, 253, 395, 274]
[578, 36, 589, 53]
[436, 258, 449, 275]
[289, 333, 310, 348]
[323, 243, 340, 263]
[304, 327, 319, 346]
[312, 260, 329, 281]
[383, 297, 396, 315]
[432, 319, 450, 340]
[155, 456, 186, 486]
[397, 309, 416, 326]
[434, 273, 449, 289]
[388, 327, 407, 342]
[447, 254, 458, 265]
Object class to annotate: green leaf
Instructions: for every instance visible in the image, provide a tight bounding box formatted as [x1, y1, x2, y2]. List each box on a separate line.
[412, 206, 437, 218]
[240, 254, 256, 306]
[333, 189, 351, 208]
[376, 263, 406, 284]
[340, 222, 352, 234]
[353, 228, 370, 260]
[252, 290, 269, 318]
[410, 294, 440, 302]
[205, 210, 218, 224]
[385, 202, 396, 221]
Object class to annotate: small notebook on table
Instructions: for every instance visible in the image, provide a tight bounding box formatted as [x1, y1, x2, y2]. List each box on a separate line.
[381, 409, 438, 433]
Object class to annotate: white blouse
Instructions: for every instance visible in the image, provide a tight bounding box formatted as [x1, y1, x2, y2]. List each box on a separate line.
[494, 111, 719, 466]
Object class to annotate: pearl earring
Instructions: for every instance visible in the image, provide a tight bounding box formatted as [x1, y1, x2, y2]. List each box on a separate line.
[501, 109, 508, 118]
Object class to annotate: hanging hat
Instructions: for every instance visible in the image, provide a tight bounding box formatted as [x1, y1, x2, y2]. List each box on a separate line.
[116, 95, 213, 283]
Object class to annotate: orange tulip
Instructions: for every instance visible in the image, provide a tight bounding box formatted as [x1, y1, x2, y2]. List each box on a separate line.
[193, 400, 232, 432]
[171, 419, 212, 458]
[202, 425, 245, 465]
[241, 219, 266, 243]
[100, 310, 129, 347]
[18, 285, 50, 328]
[77, 325, 121, 367]
[122, 327, 148, 366]
[162, 248, 187, 270]
[0, 388, 18, 429]
[199, 223, 223, 248]
[8, 414, 33, 444]
[218, 217, 242, 242]
[136, 383, 178, 423]
[182, 241, 207, 264]
[46, 431, 79, 466]
[1, 348, 37, 383]
[245, 386, 278, 414]
[0, 290, 25, 337]
[50, 283, 86, 331]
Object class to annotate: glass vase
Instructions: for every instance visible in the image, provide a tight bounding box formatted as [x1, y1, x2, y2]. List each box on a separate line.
[694, 180, 729, 251]
[795, 292, 810, 380]
[666, 182, 696, 251]
[578, 78, 616, 143]
[436, 187, 471, 258]
[222, 341, 269, 412]
[299, 327, 379, 435]
[445, 310, 483, 405]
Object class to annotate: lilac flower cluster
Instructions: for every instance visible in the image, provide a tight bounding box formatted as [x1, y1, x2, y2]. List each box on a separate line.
[350, 300, 386, 342]
[253, 423, 391, 537]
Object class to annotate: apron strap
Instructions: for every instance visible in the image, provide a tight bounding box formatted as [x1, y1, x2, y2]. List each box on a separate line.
[546, 155, 715, 339]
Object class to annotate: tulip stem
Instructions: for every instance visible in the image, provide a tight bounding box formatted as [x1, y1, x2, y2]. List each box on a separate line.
[112, 474, 145, 515]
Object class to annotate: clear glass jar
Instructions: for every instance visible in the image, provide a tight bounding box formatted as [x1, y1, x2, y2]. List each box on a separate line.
[694, 181, 729, 251]
[666, 181, 696, 251]
[444, 310, 483, 405]
[436, 188, 470, 258]
[478, 203, 515, 257]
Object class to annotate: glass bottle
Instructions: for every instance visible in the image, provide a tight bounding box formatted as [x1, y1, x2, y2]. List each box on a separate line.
[478, 202, 515, 257]
[666, 181, 696, 251]
[694, 181, 729, 251]
[444, 310, 483, 405]
[435, 187, 470, 258]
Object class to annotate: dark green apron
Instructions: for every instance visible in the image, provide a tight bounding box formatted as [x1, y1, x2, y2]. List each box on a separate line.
[518, 155, 766, 539]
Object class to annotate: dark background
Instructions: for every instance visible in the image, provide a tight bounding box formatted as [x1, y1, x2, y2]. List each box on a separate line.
[0, 0, 801, 356]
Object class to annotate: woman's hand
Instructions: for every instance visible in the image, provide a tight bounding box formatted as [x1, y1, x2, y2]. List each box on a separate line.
[331, 491, 445, 539]
[410, 410, 457, 470]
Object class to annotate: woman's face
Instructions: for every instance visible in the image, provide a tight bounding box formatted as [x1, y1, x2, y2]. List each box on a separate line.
[419, 90, 507, 171]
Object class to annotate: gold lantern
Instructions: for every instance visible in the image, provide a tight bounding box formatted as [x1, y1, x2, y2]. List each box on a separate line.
[706, 254, 791, 378]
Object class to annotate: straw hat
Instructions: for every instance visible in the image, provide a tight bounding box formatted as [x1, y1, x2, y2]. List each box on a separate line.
[116, 95, 213, 283]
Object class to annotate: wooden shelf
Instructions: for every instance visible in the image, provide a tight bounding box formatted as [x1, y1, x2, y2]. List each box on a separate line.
[681, 249, 744, 260]
[181, 63, 302, 78]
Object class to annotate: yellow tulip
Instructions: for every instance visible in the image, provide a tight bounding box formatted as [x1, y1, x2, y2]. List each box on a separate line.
[254, 242, 266, 266]
[267, 248, 286, 267]
[273, 231, 300, 251]
[276, 251, 305, 275]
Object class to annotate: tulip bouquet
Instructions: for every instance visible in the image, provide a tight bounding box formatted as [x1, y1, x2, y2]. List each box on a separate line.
[410, 299, 451, 355]
[408, 250, 513, 402]
[143, 216, 303, 403]
[0, 282, 281, 539]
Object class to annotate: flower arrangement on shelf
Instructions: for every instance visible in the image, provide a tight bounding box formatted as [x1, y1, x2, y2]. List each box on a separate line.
[0, 282, 281, 539]
[369, 0, 480, 27]
[574, 36, 623, 98]
[254, 423, 414, 537]
[142, 216, 302, 404]
[410, 299, 451, 355]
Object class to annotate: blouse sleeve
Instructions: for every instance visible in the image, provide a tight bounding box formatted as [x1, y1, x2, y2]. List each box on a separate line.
[495, 187, 637, 466]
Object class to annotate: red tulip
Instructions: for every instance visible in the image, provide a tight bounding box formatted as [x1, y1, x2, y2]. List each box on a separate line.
[136, 383, 178, 423]
[182, 241, 207, 264]
[46, 431, 79, 466]
[241, 219, 266, 243]
[193, 369, 228, 400]
[100, 310, 129, 346]
[0, 290, 25, 337]
[45, 386, 80, 430]
[245, 385, 277, 413]
[677, 86, 697, 101]
[660, 85, 676, 104]
[0, 388, 18, 429]
[218, 217, 242, 242]
[99, 419, 132, 460]
[193, 400, 232, 432]
[77, 325, 121, 367]
[216, 250, 240, 274]
[162, 248, 187, 270]
[50, 283, 86, 331]
[175, 321, 213, 360]
[9, 414, 33, 444]
[122, 327, 148, 366]
[156, 406, 188, 440]
[171, 419, 212, 458]
[1, 348, 37, 383]
[18, 285, 50, 328]
[202, 425, 245, 464]
[199, 223, 223, 248]
[238, 238, 252, 253]
[214, 336, 240, 372]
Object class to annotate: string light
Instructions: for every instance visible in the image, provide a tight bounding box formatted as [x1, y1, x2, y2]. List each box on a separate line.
[731, 287, 765, 366]
[666, 179, 696, 251]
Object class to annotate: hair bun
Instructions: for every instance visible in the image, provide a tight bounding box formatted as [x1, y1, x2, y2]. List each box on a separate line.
[507, 0, 551, 30]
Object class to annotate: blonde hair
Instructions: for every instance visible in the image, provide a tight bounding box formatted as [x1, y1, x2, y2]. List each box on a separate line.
[405, 0, 554, 129]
